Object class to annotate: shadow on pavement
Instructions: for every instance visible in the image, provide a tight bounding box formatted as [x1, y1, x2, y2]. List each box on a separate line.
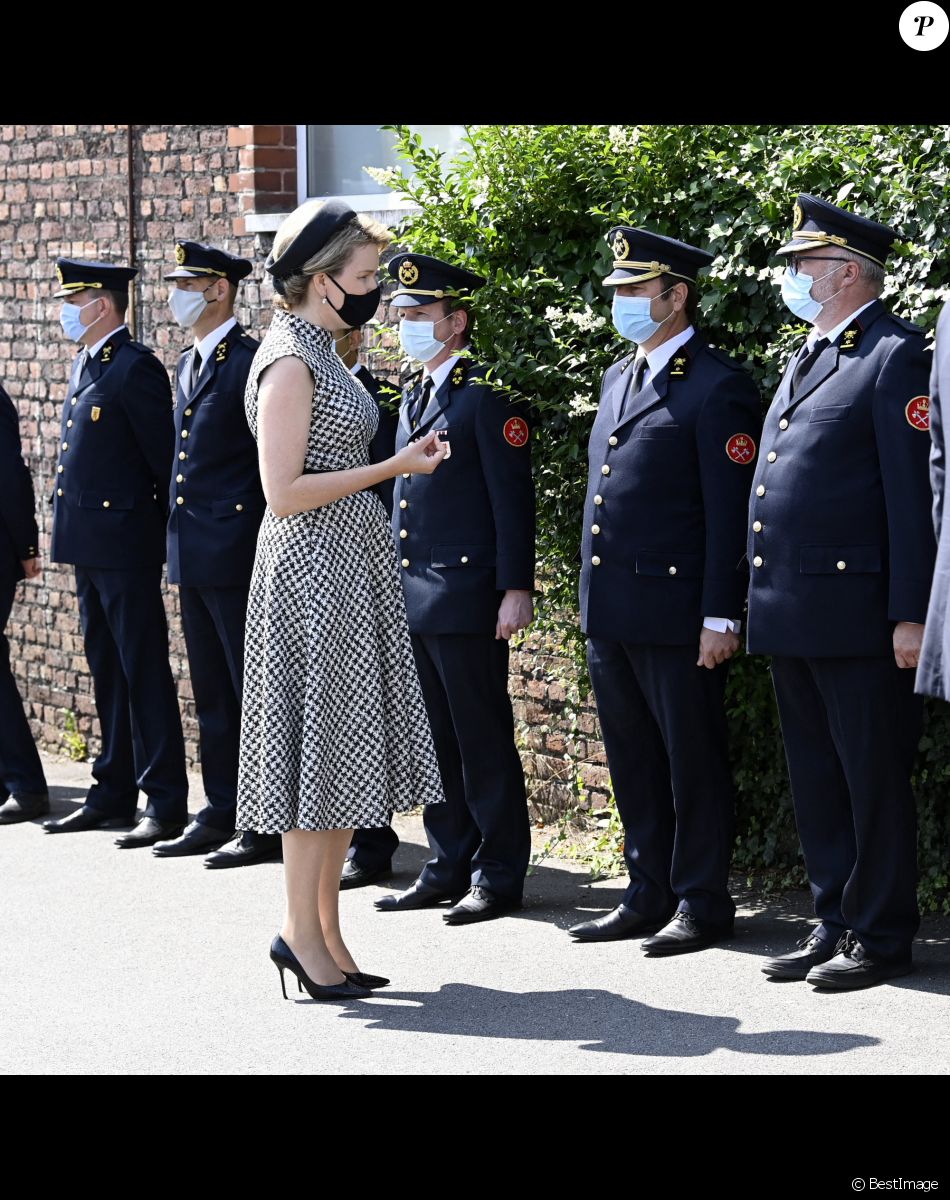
[47, 785, 89, 812]
[378, 839, 950, 996]
[329, 984, 880, 1057]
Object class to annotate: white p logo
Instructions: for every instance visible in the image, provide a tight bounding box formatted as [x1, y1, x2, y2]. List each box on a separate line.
[900, 2, 949, 48]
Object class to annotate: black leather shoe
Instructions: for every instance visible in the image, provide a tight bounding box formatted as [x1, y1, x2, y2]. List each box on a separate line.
[568, 904, 669, 942]
[114, 816, 185, 849]
[152, 820, 231, 858]
[270, 935, 372, 1001]
[203, 831, 282, 869]
[340, 859, 393, 890]
[641, 912, 735, 956]
[44, 806, 132, 834]
[443, 886, 522, 925]
[806, 932, 914, 991]
[762, 930, 839, 980]
[0, 791, 50, 824]
[374, 878, 462, 911]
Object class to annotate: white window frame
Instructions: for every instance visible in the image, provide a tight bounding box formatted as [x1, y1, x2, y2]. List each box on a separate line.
[295, 124, 417, 212]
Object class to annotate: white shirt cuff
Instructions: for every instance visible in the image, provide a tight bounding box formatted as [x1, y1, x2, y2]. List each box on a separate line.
[703, 617, 741, 634]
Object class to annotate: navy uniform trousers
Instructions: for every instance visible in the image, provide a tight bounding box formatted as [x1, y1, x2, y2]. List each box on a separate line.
[0, 386, 46, 798]
[51, 330, 187, 822]
[588, 642, 735, 923]
[0, 573, 46, 798]
[414, 634, 529, 899]
[167, 324, 263, 831]
[178, 585, 249, 830]
[769, 655, 921, 960]
[75, 565, 187, 820]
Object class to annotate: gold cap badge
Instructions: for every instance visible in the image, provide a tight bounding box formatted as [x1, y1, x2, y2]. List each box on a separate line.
[612, 232, 630, 261]
[175, 243, 187, 266]
[792, 202, 803, 231]
[398, 260, 420, 286]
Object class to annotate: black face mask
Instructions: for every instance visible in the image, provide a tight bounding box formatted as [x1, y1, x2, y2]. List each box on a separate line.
[325, 274, 381, 329]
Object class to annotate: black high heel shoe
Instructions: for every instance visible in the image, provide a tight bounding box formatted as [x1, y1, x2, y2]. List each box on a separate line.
[295, 970, 390, 992]
[345, 971, 390, 989]
[270, 935, 371, 1001]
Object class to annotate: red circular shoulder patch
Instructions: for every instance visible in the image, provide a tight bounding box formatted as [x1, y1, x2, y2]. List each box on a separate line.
[725, 433, 756, 464]
[906, 396, 930, 431]
[503, 416, 529, 447]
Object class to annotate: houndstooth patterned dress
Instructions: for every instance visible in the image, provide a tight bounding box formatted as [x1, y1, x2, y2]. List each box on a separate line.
[236, 308, 444, 833]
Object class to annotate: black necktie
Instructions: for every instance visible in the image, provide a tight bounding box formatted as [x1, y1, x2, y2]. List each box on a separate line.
[790, 337, 828, 396]
[619, 356, 647, 420]
[412, 377, 432, 429]
[190, 348, 203, 393]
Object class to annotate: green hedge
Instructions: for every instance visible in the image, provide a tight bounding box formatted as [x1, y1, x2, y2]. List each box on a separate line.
[381, 124, 950, 909]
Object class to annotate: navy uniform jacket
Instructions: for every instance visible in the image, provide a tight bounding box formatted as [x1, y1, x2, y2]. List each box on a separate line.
[355, 363, 399, 517]
[51, 328, 174, 568]
[0, 387, 38, 579]
[747, 300, 935, 658]
[580, 332, 761, 644]
[917, 303, 950, 699]
[167, 324, 264, 588]
[393, 359, 535, 635]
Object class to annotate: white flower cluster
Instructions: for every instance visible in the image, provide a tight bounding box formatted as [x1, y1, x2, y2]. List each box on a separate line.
[566, 307, 607, 333]
[545, 305, 606, 333]
[363, 166, 400, 187]
[608, 126, 639, 151]
[568, 393, 597, 416]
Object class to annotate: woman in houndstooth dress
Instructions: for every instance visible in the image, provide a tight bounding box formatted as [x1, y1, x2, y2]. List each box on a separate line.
[237, 200, 446, 1000]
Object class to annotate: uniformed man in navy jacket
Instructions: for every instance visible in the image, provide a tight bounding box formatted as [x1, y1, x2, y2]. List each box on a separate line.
[568, 228, 761, 955]
[374, 254, 536, 924]
[43, 259, 189, 846]
[0, 385, 48, 824]
[751, 195, 934, 990]
[152, 241, 280, 868]
[334, 327, 402, 888]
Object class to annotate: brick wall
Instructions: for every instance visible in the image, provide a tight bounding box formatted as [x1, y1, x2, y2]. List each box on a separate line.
[228, 125, 297, 230]
[0, 123, 603, 819]
[0, 124, 263, 770]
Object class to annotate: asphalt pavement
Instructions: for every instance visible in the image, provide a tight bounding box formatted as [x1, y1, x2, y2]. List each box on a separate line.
[1, 753, 947, 1075]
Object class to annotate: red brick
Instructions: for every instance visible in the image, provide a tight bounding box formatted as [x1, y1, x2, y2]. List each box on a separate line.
[242, 147, 296, 170]
[247, 125, 283, 146]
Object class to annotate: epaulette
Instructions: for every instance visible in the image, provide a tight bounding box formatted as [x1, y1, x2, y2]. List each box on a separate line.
[704, 345, 745, 371]
[402, 369, 423, 398]
[452, 359, 489, 388]
[615, 352, 637, 375]
[887, 313, 926, 336]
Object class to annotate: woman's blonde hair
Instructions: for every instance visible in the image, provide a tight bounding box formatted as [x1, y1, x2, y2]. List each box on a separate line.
[271, 200, 391, 310]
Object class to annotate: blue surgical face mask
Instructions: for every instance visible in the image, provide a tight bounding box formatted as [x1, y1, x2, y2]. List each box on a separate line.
[60, 297, 104, 343]
[780, 262, 846, 324]
[399, 312, 454, 363]
[611, 288, 674, 344]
